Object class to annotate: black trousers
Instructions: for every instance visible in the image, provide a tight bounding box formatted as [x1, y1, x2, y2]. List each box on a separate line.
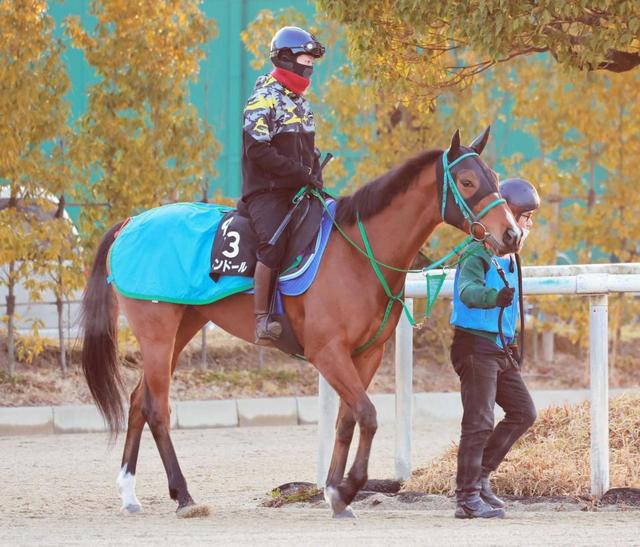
[451, 329, 537, 494]
[245, 189, 297, 270]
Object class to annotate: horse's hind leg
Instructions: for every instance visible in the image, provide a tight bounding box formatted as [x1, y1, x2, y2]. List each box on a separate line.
[117, 308, 206, 515]
[117, 377, 145, 515]
[324, 345, 384, 495]
[119, 300, 207, 517]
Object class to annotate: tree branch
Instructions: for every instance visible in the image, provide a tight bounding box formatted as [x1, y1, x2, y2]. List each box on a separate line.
[597, 50, 640, 73]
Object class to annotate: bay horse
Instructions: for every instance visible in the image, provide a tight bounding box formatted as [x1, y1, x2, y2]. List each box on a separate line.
[80, 127, 521, 518]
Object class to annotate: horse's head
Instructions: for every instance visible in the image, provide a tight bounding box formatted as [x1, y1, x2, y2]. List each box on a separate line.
[439, 127, 521, 255]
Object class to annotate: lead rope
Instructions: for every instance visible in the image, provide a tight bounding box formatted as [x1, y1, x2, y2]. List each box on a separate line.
[516, 252, 525, 368]
[492, 257, 521, 369]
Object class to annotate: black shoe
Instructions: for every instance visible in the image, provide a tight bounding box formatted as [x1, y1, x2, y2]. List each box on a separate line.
[480, 475, 505, 509]
[455, 493, 505, 519]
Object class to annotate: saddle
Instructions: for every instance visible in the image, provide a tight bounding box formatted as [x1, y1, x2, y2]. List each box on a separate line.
[209, 194, 325, 356]
[209, 194, 323, 280]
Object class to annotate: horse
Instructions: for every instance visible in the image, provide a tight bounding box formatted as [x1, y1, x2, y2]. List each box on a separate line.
[80, 127, 521, 518]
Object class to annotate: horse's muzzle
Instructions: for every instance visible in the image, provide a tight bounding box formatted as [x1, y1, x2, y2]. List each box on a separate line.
[502, 227, 522, 254]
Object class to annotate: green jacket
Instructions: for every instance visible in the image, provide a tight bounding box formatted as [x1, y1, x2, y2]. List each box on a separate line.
[456, 241, 501, 343]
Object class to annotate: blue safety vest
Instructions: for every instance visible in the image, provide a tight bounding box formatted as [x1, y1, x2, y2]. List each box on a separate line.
[450, 254, 519, 348]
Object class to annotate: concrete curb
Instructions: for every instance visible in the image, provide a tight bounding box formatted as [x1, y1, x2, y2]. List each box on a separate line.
[0, 388, 637, 436]
[0, 406, 54, 435]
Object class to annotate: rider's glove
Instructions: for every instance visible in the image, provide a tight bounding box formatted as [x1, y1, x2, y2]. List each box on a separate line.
[297, 164, 317, 188]
[495, 287, 515, 308]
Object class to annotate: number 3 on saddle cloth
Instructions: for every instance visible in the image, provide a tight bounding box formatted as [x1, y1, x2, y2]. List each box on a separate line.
[107, 196, 334, 357]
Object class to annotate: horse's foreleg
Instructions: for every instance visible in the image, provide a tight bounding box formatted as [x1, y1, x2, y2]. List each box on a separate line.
[324, 345, 384, 493]
[117, 308, 206, 516]
[308, 340, 378, 518]
[324, 401, 356, 490]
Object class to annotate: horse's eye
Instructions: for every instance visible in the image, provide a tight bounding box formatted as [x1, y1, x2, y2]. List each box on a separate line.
[460, 179, 473, 188]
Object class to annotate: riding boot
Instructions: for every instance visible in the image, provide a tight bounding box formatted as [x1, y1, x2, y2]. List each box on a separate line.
[479, 472, 505, 509]
[253, 261, 282, 344]
[454, 491, 505, 519]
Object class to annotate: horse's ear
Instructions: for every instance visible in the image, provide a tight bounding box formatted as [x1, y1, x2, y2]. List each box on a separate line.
[469, 125, 491, 155]
[447, 129, 461, 161]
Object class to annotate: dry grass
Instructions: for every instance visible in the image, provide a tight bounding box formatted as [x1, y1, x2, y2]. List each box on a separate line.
[404, 394, 640, 497]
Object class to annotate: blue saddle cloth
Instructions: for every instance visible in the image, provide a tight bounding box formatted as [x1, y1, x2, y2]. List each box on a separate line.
[108, 200, 336, 305]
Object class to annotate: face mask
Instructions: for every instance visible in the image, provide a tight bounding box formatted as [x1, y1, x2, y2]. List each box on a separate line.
[293, 61, 313, 78]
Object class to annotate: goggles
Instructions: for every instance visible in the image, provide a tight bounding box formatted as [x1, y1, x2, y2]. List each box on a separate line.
[301, 40, 325, 58]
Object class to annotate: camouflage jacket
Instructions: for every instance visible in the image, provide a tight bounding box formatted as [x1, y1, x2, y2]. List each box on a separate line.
[241, 74, 321, 199]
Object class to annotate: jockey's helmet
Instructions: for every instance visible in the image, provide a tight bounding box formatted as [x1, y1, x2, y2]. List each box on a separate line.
[499, 178, 540, 218]
[270, 26, 325, 77]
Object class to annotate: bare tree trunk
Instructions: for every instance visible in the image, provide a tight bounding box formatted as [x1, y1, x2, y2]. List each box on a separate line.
[6, 270, 16, 376]
[200, 325, 207, 369]
[201, 49, 210, 203]
[55, 196, 67, 377]
[56, 295, 67, 377]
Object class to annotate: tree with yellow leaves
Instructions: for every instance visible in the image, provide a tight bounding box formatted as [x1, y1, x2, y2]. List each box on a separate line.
[0, 0, 71, 374]
[65, 0, 219, 249]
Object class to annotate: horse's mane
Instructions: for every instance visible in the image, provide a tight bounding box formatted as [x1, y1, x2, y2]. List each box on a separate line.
[335, 149, 443, 225]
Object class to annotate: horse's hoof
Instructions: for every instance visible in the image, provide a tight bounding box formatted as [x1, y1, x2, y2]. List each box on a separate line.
[176, 502, 210, 519]
[324, 486, 354, 518]
[120, 503, 143, 516]
[333, 506, 356, 519]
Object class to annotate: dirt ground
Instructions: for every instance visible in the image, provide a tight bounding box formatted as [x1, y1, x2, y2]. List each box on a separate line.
[1, 420, 638, 546]
[2, 326, 640, 407]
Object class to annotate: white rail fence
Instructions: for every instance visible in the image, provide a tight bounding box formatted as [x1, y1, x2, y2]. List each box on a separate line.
[317, 263, 640, 497]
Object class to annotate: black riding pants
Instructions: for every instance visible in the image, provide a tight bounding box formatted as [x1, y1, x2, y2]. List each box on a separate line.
[245, 189, 297, 270]
[451, 329, 537, 494]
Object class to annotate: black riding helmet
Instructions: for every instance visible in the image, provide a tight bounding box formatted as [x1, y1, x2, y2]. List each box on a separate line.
[499, 178, 540, 219]
[270, 26, 325, 78]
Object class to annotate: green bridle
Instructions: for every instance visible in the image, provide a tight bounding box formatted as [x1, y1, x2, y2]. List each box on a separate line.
[441, 150, 506, 242]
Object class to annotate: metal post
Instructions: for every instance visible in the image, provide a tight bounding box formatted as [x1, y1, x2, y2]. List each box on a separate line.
[316, 374, 339, 488]
[589, 294, 609, 498]
[395, 298, 413, 480]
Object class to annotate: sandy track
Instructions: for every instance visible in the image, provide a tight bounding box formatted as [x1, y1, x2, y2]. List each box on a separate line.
[1, 421, 637, 545]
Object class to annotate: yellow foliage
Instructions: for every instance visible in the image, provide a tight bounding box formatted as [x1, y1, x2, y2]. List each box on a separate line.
[15, 328, 46, 366]
[66, 0, 220, 251]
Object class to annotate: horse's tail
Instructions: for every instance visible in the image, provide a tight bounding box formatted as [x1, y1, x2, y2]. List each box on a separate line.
[80, 221, 126, 436]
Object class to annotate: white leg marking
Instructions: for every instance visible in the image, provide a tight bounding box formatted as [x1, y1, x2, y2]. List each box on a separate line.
[117, 465, 142, 513]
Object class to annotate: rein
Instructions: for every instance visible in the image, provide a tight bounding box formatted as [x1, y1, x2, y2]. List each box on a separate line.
[309, 149, 506, 355]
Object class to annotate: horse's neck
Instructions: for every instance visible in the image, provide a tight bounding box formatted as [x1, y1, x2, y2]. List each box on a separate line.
[354, 164, 441, 284]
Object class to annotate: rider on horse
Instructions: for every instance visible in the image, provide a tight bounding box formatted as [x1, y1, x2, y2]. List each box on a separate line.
[450, 177, 541, 519]
[241, 26, 326, 344]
